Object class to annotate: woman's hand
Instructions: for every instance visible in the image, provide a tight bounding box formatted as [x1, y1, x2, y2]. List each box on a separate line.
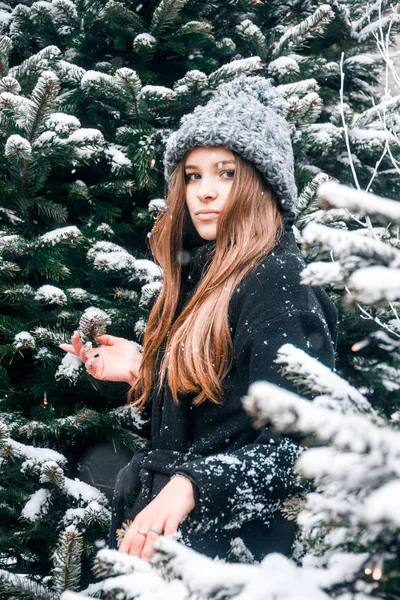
[118, 476, 195, 561]
[59, 331, 142, 384]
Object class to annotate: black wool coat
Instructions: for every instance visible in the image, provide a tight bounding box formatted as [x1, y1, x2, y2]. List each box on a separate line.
[108, 224, 338, 563]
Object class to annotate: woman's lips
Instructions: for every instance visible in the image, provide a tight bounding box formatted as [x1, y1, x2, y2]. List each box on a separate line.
[195, 212, 219, 221]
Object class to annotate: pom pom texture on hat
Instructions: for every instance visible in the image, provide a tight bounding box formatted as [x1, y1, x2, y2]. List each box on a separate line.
[163, 75, 298, 214]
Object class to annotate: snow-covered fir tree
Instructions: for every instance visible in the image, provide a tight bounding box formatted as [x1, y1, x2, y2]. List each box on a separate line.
[0, 0, 399, 595]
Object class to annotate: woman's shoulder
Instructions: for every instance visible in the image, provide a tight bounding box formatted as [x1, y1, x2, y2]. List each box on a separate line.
[235, 230, 305, 298]
[230, 229, 336, 326]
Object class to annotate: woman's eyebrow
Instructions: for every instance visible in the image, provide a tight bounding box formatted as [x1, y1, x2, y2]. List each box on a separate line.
[184, 160, 236, 170]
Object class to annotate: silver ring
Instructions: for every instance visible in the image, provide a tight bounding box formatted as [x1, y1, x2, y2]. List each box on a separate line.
[137, 529, 148, 537]
[150, 526, 163, 535]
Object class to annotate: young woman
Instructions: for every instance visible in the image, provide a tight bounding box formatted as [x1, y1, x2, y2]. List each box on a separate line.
[61, 76, 338, 563]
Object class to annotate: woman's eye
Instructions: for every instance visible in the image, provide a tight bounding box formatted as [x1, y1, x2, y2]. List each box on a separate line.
[222, 170, 235, 178]
[184, 173, 198, 182]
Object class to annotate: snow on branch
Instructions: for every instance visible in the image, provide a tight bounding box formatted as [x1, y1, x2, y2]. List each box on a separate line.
[139, 281, 162, 307]
[5, 134, 32, 160]
[268, 55, 300, 78]
[104, 143, 132, 174]
[300, 261, 346, 288]
[63, 476, 107, 504]
[301, 222, 400, 266]
[352, 95, 400, 128]
[138, 85, 176, 106]
[363, 479, 400, 526]
[243, 381, 399, 459]
[273, 344, 376, 417]
[38, 225, 82, 246]
[88, 537, 368, 600]
[357, 12, 400, 43]
[21, 488, 51, 522]
[0, 92, 34, 129]
[55, 352, 82, 384]
[237, 19, 267, 55]
[133, 32, 157, 51]
[13, 331, 35, 350]
[93, 548, 152, 578]
[271, 4, 335, 58]
[0, 569, 57, 600]
[1, 432, 67, 470]
[277, 78, 320, 99]
[56, 60, 86, 85]
[133, 259, 163, 284]
[81, 70, 117, 94]
[34, 284, 67, 305]
[295, 172, 330, 218]
[45, 112, 80, 135]
[173, 70, 208, 95]
[66, 127, 104, 150]
[208, 57, 263, 87]
[347, 266, 400, 303]
[0, 232, 26, 254]
[9, 45, 61, 79]
[317, 181, 400, 224]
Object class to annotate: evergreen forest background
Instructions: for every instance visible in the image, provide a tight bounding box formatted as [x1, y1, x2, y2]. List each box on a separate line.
[0, 0, 399, 598]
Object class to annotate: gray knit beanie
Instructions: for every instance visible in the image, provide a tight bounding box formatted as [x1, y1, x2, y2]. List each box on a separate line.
[163, 74, 298, 217]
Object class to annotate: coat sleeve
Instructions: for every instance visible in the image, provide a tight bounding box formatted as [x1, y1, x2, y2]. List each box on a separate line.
[174, 303, 337, 532]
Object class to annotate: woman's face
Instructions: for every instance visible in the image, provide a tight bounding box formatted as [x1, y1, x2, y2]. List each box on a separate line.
[184, 147, 236, 240]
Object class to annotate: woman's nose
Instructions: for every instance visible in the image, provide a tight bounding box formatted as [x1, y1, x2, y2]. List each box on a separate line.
[197, 176, 217, 201]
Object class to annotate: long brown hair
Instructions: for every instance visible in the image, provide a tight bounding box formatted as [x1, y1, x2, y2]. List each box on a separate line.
[130, 150, 283, 409]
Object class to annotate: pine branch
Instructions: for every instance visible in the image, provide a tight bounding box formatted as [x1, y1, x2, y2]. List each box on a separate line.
[295, 173, 330, 220]
[273, 343, 377, 417]
[93, 548, 152, 579]
[51, 528, 83, 593]
[9, 46, 61, 80]
[208, 56, 263, 88]
[0, 569, 56, 600]
[236, 19, 267, 61]
[34, 197, 68, 223]
[133, 32, 157, 54]
[0, 258, 20, 278]
[317, 181, 400, 225]
[17, 71, 60, 195]
[277, 78, 320, 99]
[300, 260, 346, 288]
[79, 307, 111, 342]
[114, 68, 142, 119]
[301, 222, 400, 267]
[347, 266, 400, 304]
[178, 20, 213, 37]
[0, 35, 12, 78]
[271, 4, 335, 59]
[150, 0, 189, 38]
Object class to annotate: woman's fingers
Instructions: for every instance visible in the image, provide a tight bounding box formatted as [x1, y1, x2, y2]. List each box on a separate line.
[71, 331, 84, 355]
[163, 515, 181, 538]
[118, 514, 167, 561]
[95, 334, 119, 346]
[119, 520, 149, 557]
[140, 521, 165, 561]
[59, 332, 85, 359]
[79, 342, 95, 363]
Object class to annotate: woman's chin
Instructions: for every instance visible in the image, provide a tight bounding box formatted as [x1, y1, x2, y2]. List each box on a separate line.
[195, 224, 217, 241]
